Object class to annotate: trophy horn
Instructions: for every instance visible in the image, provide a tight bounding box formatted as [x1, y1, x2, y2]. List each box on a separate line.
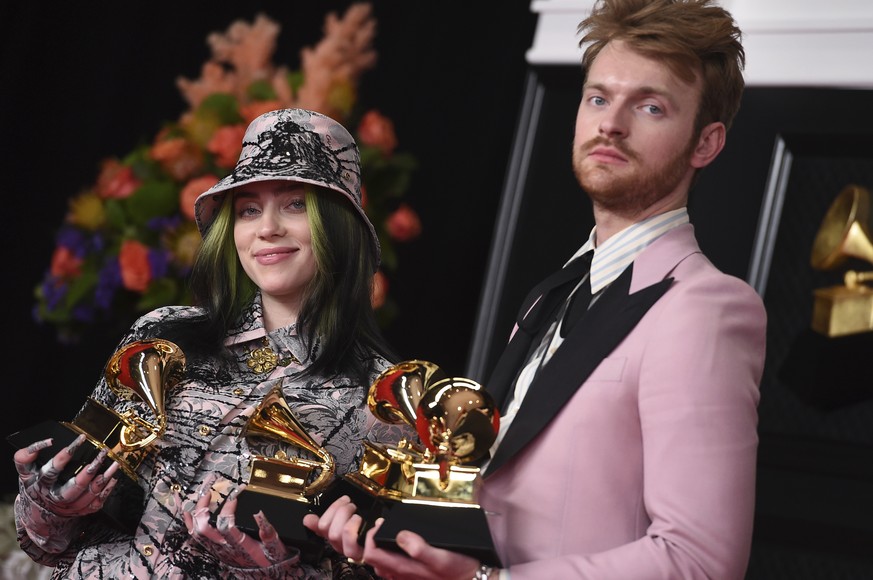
[368, 360, 447, 425]
[415, 377, 500, 468]
[811, 184, 873, 271]
[105, 338, 185, 450]
[242, 385, 335, 494]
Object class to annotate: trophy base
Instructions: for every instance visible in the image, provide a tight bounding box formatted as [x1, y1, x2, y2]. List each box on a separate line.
[235, 488, 324, 563]
[336, 477, 501, 567]
[373, 501, 501, 567]
[6, 420, 145, 535]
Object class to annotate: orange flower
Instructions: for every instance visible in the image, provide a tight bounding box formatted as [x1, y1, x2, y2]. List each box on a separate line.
[95, 159, 141, 200]
[150, 136, 204, 181]
[180, 175, 220, 221]
[357, 110, 397, 156]
[371, 270, 388, 309]
[386, 203, 421, 242]
[50, 246, 83, 278]
[241, 100, 284, 123]
[119, 240, 152, 292]
[207, 125, 246, 169]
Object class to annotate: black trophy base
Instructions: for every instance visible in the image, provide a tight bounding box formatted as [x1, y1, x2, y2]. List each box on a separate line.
[372, 501, 501, 567]
[335, 477, 501, 568]
[6, 420, 145, 535]
[235, 488, 324, 563]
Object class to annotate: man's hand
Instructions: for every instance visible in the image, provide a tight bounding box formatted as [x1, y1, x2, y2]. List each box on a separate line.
[303, 495, 482, 580]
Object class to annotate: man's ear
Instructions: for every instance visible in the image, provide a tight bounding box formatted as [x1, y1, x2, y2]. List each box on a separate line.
[690, 122, 726, 169]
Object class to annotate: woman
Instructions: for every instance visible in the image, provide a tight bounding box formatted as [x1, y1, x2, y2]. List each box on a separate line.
[13, 108, 411, 579]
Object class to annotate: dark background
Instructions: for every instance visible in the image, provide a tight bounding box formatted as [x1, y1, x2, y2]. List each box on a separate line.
[0, 2, 538, 494]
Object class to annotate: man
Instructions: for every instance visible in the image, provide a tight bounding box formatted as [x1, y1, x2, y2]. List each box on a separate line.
[304, 1, 766, 578]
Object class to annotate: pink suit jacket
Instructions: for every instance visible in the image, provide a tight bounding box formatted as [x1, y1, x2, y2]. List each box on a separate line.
[479, 223, 767, 579]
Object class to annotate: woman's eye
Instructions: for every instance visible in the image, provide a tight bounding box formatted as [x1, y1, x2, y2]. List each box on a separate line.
[286, 198, 306, 212]
[237, 206, 260, 218]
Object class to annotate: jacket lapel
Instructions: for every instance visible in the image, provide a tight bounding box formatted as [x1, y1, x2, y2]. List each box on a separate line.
[485, 264, 673, 475]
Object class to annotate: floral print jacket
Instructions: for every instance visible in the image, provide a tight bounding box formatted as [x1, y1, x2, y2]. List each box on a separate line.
[15, 300, 412, 579]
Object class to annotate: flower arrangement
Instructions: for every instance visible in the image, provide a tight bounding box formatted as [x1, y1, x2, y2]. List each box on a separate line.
[33, 3, 421, 343]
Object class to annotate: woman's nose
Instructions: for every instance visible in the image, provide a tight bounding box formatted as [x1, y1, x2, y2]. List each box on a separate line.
[257, 211, 285, 238]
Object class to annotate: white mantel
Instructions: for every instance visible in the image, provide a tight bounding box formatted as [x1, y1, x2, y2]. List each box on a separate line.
[527, 0, 873, 89]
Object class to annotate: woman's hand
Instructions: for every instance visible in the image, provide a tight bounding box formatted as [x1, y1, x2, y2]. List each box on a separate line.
[14, 435, 119, 518]
[183, 475, 292, 568]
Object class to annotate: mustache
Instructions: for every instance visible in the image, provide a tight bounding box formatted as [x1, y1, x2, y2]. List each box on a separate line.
[580, 137, 636, 160]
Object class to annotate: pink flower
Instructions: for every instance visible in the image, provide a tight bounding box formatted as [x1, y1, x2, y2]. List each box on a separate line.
[180, 175, 220, 221]
[95, 159, 141, 200]
[207, 125, 246, 169]
[357, 110, 397, 156]
[50, 246, 83, 278]
[371, 270, 388, 309]
[119, 240, 152, 292]
[386, 203, 421, 242]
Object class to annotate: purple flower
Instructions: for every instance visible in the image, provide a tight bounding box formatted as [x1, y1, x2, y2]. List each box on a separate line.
[148, 215, 183, 231]
[41, 277, 68, 310]
[95, 261, 122, 310]
[148, 248, 170, 279]
[56, 227, 88, 257]
[72, 303, 95, 323]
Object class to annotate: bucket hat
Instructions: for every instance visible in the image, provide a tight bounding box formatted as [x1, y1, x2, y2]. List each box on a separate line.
[194, 108, 380, 265]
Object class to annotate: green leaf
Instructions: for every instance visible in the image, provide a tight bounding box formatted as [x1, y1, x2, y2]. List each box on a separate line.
[124, 181, 179, 225]
[104, 199, 129, 230]
[125, 146, 165, 182]
[287, 71, 304, 96]
[378, 236, 398, 272]
[195, 93, 243, 125]
[247, 80, 277, 101]
[136, 277, 180, 311]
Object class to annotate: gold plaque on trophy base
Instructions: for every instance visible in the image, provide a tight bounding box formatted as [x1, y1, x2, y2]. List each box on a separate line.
[345, 440, 481, 505]
[812, 285, 873, 337]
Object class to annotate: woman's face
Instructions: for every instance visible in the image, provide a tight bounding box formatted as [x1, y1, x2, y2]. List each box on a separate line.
[233, 181, 316, 321]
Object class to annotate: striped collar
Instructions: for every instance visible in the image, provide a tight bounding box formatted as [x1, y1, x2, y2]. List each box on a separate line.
[568, 208, 689, 295]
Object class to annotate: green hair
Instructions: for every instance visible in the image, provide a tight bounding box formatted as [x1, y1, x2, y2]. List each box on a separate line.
[185, 184, 394, 384]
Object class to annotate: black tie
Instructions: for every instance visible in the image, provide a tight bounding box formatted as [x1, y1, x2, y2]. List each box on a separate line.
[560, 257, 593, 337]
[486, 252, 593, 412]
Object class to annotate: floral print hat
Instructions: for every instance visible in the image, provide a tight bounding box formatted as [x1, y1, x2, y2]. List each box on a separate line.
[194, 108, 380, 266]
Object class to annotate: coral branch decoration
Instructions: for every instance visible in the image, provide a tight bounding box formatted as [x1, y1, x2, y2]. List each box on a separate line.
[33, 4, 420, 343]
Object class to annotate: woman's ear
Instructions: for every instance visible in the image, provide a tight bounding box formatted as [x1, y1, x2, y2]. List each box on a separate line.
[690, 122, 726, 169]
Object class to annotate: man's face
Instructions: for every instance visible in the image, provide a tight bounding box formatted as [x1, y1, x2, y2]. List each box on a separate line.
[572, 40, 704, 218]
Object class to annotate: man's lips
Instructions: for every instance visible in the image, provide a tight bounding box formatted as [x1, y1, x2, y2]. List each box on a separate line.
[588, 146, 628, 163]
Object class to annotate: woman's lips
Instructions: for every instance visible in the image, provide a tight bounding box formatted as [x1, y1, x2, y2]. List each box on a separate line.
[254, 247, 294, 265]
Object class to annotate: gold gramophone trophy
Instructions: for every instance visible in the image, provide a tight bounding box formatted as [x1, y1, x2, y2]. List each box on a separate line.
[343, 360, 502, 567]
[810, 184, 873, 337]
[7, 338, 185, 532]
[234, 384, 336, 561]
